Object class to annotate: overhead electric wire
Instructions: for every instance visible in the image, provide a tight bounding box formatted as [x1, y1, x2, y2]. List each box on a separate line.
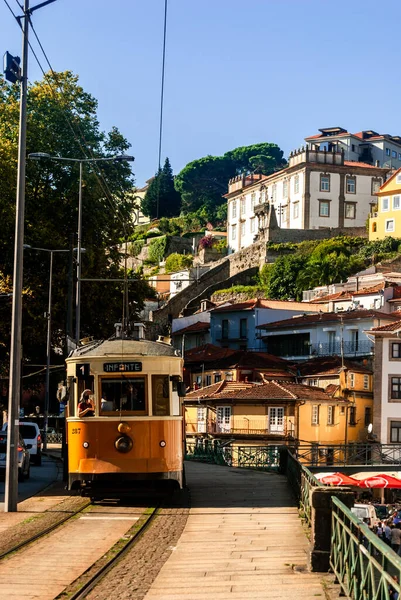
[156, 0, 168, 219]
[4, 0, 131, 231]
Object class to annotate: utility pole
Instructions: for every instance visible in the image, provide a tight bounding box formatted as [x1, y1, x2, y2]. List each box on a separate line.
[75, 161, 83, 344]
[5, 0, 29, 513]
[5, 0, 57, 512]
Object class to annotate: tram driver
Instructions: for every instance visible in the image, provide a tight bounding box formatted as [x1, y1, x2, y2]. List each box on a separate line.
[78, 389, 95, 417]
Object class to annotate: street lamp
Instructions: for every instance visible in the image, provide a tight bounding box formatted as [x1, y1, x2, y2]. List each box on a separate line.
[23, 244, 84, 449]
[28, 153, 134, 345]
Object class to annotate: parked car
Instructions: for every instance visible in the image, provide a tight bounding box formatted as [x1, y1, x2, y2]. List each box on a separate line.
[0, 431, 31, 481]
[351, 503, 380, 528]
[2, 421, 42, 465]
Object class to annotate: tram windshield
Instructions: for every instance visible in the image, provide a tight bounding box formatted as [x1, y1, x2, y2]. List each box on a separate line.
[101, 378, 146, 414]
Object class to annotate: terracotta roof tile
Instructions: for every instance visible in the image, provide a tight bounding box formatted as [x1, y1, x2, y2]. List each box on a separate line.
[353, 283, 385, 296]
[185, 380, 344, 403]
[184, 344, 237, 363]
[369, 320, 401, 332]
[171, 321, 210, 336]
[297, 356, 372, 376]
[325, 384, 340, 396]
[310, 291, 352, 303]
[258, 309, 399, 331]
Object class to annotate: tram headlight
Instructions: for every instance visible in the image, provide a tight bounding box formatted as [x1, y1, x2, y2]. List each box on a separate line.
[159, 440, 166, 448]
[82, 441, 90, 449]
[118, 422, 132, 434]
[115, 435, 133, 453]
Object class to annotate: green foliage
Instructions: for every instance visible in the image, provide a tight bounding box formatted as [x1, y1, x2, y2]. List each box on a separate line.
[213, 285, 260, 298]
[130, 240, 145, 257]
[214, 238, 227, 253]
[141, 157, 182, 218]
[148, 236, 168, 264]
[264, 255, 308, 301]
[0, 70, 156, 376]
[165, 253, 193, 273]
[260, 235, 401, 300]
[175, 142, 286, 214]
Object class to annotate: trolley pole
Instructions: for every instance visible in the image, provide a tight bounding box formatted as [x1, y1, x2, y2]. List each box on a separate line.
[5, 0, 29, 512]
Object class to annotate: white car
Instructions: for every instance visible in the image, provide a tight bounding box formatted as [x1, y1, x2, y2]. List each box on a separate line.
[2, 421, 42, 466]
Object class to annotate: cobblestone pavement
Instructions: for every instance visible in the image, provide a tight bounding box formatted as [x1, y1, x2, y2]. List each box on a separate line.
[143, 462, 329, 600]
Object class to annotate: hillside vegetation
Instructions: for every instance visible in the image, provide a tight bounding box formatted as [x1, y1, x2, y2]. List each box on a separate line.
[213, 236, 401, 301]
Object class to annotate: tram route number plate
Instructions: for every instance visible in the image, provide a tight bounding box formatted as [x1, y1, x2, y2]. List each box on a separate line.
[103, 362, 142, 373]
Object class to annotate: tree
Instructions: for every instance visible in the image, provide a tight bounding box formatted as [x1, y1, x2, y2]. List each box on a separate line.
[264, 255, 308, 301]
[0, 70, 154, 378]
[141, 157, 182, 218]
[174, 142, 286, 214]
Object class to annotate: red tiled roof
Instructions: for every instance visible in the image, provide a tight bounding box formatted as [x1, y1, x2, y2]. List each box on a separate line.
[171, 321, 210, 336]
[353, 283, 385, 296]
[369, 320, 401, 333]
[211, 299, 259, 313]
[310, 291, 352, 303]
[391, 287, 401, 300]
[298, 356, 372, 376]
[344, 161, 385, 169]
[185, 380, 345, 403]
[325, 384, 340, 396]
[258, 309, 399, 331]
[184, 344, 237, 363]
[184, 346, 293, 375]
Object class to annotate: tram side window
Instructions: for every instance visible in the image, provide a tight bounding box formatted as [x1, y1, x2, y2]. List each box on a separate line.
[101, 378, 146, 414]
[152, 375, 170, 416]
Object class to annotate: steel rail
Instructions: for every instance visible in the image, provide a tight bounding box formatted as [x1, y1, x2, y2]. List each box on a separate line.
[59, 505, 159, 600]
[0, 498, 91, 560]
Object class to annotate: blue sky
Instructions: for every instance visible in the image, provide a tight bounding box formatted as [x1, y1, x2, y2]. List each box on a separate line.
[1, 0, 401, 187]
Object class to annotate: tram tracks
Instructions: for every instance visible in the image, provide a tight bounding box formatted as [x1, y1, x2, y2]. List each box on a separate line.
[0, 495, 91, 560]
[56, 506, 159, 600]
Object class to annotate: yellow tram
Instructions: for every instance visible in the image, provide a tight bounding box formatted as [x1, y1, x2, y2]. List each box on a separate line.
[65, 329, 185, 495]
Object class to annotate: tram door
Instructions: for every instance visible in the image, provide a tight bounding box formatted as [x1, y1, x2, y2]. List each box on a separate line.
[216, 406, 231, 433]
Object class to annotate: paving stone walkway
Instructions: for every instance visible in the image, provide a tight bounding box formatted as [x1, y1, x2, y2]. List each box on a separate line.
[144, 462, 328, 600]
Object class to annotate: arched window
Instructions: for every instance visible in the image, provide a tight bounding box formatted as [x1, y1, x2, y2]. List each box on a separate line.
[372, 222, 377, 233]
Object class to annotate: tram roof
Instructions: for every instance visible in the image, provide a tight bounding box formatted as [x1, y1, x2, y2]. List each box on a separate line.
[69, 338, 180, 359]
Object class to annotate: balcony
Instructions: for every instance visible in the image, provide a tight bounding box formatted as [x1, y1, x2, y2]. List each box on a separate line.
[186, 419, 295, 438]
[309, 340, 373, 358]
[265, 339, 373, 359]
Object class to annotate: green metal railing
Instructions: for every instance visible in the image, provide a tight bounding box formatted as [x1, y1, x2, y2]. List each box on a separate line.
[331, 496, 401, 599]
[286, 450, 322, 525]
[185, 442, 281, 470]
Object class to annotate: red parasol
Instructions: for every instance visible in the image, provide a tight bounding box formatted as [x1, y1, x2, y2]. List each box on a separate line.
[316, 472, 359, 486]
[357, 474, 401, 488]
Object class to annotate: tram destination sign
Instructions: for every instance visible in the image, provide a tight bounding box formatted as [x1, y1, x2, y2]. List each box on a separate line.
[103, 362, 142, 373]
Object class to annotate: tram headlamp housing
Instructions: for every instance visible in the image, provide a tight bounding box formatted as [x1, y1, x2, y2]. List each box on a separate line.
[118, 422, 132, 434]
[115, 435, 133, 453]
[159, 440, 166, 448]
[83, 441, 89, 449]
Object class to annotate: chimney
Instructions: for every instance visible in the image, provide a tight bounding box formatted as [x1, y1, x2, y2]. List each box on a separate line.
[375, 160, 380, 167]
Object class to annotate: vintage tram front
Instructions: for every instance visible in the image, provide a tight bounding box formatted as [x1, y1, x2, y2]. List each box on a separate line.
[65, 335, 185, 495]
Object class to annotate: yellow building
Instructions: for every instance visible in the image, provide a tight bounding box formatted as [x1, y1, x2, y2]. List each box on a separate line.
[184, 380, 365, 451]
[369, 167, 401, 240]
[298, 356, 373, 445]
